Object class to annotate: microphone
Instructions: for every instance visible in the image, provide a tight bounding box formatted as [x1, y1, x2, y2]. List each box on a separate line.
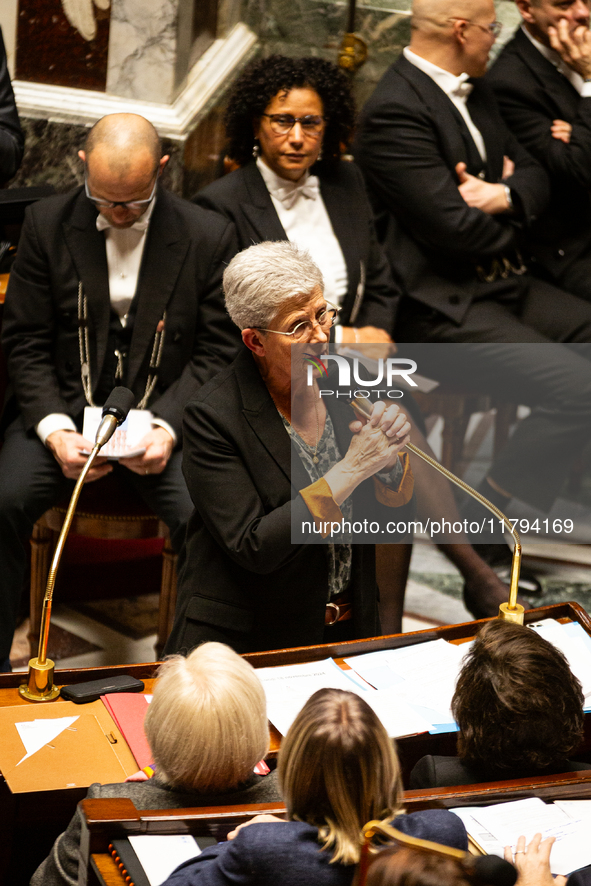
[95, 386, 135, 448]
[349, 393, 524, 624]
[19, 386, 135, 703]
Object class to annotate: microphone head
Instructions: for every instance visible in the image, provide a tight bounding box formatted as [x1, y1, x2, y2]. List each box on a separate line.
[472, 855, 518, 886]
[101, 387, 135, 425]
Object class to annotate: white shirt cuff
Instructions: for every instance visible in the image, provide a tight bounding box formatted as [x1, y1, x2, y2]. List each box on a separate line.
[36, 414, 77, 446]
[151, 417, 177, 446]
[581, 82, 591, 97]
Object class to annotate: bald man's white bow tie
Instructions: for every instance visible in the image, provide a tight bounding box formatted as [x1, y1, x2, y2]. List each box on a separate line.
[96, 214, 151, 233]
[451, 74, 473, 99]
[271, 175, 320, 210]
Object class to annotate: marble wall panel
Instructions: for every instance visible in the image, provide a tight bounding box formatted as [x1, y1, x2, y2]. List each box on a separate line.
[11, 118, 184, 195]
[16, 0, 110, 91]
[106, 0, 177, 103]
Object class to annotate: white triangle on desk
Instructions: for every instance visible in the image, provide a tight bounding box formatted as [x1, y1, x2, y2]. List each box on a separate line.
[15, 715, 79, 765]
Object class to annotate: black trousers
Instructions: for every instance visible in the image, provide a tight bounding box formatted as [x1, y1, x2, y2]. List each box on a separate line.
[0, 416, 194, 663]
[395, 275, 591, 512]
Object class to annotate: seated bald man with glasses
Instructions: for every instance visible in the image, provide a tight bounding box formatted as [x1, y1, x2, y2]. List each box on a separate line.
[0, 113, 240, 671]
[165, 241, 414, 657]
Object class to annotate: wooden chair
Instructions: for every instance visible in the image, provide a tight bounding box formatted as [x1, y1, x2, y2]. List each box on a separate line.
[413, 386, 518, 478]
[29, 474, 177, 660]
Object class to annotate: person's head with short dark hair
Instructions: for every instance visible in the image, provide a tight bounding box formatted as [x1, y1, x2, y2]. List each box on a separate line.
[452, 620, 584, 773]
[278, 688, 403, 866]
[223, 55, 355, 172]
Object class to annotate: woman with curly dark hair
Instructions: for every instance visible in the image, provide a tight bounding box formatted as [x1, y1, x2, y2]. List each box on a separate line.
[194, 54, 397, 345]
[410, 620, 591, 788]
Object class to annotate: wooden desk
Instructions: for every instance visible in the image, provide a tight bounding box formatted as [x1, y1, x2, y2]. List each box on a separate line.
[83, 767, 591, 886]
[2, 602, 590, 886]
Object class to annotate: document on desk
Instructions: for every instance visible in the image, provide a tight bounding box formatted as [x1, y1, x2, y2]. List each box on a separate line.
[529, 619, 591, 699]
[256, 658, 431, 737]
[0, 699, 136, 792]
[127, 835, 202, 886]
[344, 639, 469, 727]
[15, 715, 79, 765]
[452, 798, 591, 875]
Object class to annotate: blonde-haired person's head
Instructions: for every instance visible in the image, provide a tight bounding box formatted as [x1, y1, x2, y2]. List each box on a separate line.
[278, 688, 403, 865]
[144, 642, 269, 793]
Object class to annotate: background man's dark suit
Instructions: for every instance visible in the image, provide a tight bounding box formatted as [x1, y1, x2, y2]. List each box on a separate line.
[353, 56, 591, 515]
[194, 160, 398, 331]
[0, 26, 23, 182]
[487, 27, 591, 299]
[165, 348, 414, 656]
[0, 185, 239, 664]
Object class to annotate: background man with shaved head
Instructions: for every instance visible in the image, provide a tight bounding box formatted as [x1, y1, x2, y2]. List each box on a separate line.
[0, 113, 239, 669]
[487, 0, 591, 300]
[353, 0, 591, 566]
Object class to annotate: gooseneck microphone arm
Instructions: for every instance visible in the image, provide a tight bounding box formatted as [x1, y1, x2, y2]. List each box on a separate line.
[20, 387, 136, 702]
[350, 395, 524, 624]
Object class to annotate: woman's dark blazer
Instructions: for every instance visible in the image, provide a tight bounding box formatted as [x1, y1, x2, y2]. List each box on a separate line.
[193, 161, 399, 332]
[164, 811, 468, 886]
[164, 348, 414, 655]
[410, 755, 591, 789]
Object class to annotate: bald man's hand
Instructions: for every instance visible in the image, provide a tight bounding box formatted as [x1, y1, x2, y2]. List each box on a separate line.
[121, 427, 174, 476]
[455, 162, 512, 215]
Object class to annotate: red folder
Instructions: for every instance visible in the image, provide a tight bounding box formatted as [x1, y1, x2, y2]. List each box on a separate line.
[101, 693, 152, 769]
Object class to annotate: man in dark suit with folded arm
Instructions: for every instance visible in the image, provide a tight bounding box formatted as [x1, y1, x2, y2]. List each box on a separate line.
[353, 0, 591, 559]
[486, 0, 591, 300]
[0, 113, 239, 670]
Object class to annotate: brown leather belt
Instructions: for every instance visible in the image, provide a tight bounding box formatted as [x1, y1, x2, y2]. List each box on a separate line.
[325, 594, 353, 626]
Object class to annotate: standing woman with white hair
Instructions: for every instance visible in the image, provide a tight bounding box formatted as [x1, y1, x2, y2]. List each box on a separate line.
[165, 240, 415, 656]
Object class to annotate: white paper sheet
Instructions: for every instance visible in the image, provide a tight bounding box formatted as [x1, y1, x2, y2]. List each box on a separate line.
[345, 639, 468, 723]
[257, 658, 431, 738]
[15, 716, 79, 765]
[128, 835, 201, 886]
[457, 798, 591, 876]
[256, 658, 372, 736]
[529, 619, 591, 697]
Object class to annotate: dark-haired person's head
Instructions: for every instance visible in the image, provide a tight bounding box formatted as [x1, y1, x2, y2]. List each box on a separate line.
[365, 846, 516, 886]
[452, 620, 584, 773]
[278, 688, 403, 865]
[223, 55, 355, 174]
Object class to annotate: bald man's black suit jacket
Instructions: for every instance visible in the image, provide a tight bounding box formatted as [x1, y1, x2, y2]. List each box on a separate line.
[2, 185, 240, 438]
[194, 160, 398, 331]
[487, 27, 591, 292]
[353, 56, 551, 325]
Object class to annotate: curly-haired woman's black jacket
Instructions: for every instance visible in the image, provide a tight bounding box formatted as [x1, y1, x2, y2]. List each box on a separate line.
[194, 160, 400, 333]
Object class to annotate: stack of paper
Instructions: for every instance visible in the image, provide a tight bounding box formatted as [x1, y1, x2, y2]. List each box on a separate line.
[452, 797, 591, 876]
[256, 657, 431, 738]
[344, 639, 470, 732]
[529, 619, 591, 709]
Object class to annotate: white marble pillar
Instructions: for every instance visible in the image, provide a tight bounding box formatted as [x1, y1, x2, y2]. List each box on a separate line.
[106, 0, 177, 103]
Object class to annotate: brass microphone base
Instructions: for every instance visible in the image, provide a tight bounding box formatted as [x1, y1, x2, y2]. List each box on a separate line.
[18, 657, 61, 702]
[498, 602, 525, 625]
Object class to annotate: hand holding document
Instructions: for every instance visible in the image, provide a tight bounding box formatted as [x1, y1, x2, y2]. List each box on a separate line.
[452, 798, 591, 875]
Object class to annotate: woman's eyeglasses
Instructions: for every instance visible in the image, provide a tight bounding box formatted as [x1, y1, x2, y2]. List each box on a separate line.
[258, 304, 339, 341]
[261, 114, 326, 137]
